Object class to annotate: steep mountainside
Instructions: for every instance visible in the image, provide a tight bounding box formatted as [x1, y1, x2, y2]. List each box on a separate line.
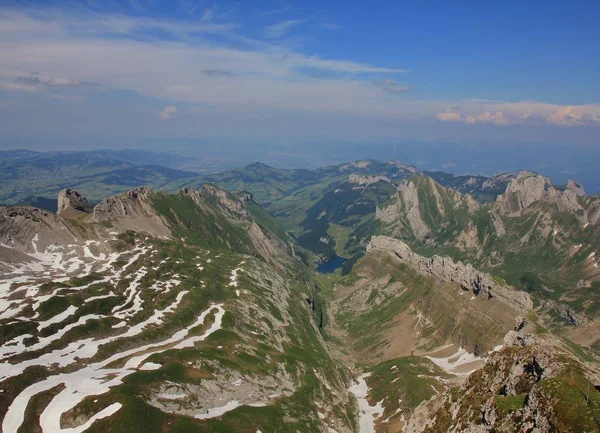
[184, 161, 418, 261]
[377, 172, 600, 350]
[424, 172, 516, 203]
[405, 329, 600, 433]
[319, 234, 546, 432]
[295, 177, 397, 260]
[0, 186, 355, 433]
[1, 158, 599, 433]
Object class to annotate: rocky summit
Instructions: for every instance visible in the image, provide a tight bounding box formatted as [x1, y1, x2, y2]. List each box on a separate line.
[0, 159, 599, 433]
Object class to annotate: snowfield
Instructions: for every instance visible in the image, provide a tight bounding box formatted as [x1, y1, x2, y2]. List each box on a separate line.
[0, 234, 232, 432]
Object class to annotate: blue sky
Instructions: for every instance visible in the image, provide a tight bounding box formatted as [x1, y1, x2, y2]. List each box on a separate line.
[0, 0, 599, 148]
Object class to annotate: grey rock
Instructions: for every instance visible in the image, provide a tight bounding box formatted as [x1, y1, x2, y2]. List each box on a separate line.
[367, 236, 532, 310]
[57, 189, 92, 214]
[566, 179, 586, 196]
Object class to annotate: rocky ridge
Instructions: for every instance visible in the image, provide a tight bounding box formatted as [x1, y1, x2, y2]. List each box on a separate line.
[495, 171, 593, 219]
[404, 327, 600, 433]
[377, 174, 481, 241]
[367, 235, 532, 311]
[57, 188, 92, 215]
[348, 173, 391, 186]
[0, 183, 352, 433]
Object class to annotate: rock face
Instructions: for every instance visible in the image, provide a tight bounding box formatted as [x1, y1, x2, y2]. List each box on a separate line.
[377, 175, 480, 242]
[348, 173, 391, 186]
[567, 179, 586, 196]
[0, 205, 108, 259]
[93, 186, 154, 221]
[376, 180, 432, 239]
[92, 186, 172, 237]
[496, 171, 585, 216]
[0, 206, 68, 252]
[57, 189, 92, 215]
[405, 327, 600, 433]
[499, 171, 551, 214]
[543, 300, 582, 326]
[367, 236, 532, 310]
[197, 183, 249, 217]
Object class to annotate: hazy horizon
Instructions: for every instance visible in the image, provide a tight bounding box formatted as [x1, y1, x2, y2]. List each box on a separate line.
[2, 140, 599, 193]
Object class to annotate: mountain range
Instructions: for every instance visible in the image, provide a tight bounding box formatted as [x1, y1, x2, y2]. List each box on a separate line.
[0, 152, 599, 432]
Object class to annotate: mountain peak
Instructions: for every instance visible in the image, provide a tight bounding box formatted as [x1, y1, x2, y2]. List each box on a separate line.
[57, 188, 92, 216]
[92, 185, 161, 228]
[387, 159, 419, 173]
[567, 179, 586, 196]
[498, 171, 588, 215]
[245, 161, 273, 170]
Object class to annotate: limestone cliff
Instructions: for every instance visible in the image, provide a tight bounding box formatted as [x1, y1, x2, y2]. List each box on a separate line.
[57, 188, 92, 215]
[495, 171, 586, 217]
[404, 329, 600, 433]
[93, 186, 171, 237]
[367, 236, 532, 311]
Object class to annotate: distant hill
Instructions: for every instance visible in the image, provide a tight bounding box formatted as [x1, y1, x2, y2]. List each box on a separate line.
[0, 149, 202, 206]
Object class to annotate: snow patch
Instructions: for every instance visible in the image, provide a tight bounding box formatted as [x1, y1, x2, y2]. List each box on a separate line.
[139, 362, 161, 371]
[348, 373, 384, 433]
[426, 347, 482, 375]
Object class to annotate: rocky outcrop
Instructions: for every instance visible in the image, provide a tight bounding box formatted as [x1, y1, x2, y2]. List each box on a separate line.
[405, 328, 600, 433]
[93, 187, 155, 221]
[367, 236, 532, 310]
[348, 173, 391, 186]
[499, 171, 551, 214]
[338, 160, 372, 171]
[377, 175, 480, 242]
[586, 199, 600, 226]
[481, 173, 516, 191]
[567, 179, 586, 196]
[543, 300, 582, 326]
[93, 187, 171, 237]
[179, 184, 250, 223]
[199, 183, 249, 217]
[57, 189, 92, 215]
[0, 206, 70, 252]
[496, 171, 587, 216]
[377, 180, 432, 239]
[387, 159, 419, 174]
[0, 205, 108, 257]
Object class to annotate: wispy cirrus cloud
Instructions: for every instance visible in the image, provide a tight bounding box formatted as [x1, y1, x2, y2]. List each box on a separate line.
[0, 4, 598, 135]
[263, 19, 303, 39]
[1, 73, 100, 92]
[254, 6, 292, 18]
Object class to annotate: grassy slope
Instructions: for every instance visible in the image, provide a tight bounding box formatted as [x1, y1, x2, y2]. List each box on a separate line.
[2, 187, 358, 432]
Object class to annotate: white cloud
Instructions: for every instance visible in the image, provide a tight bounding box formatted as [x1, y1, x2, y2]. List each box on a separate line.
[546, 106, 600, 127]
[0, 81, 37, 92]
[263, 19, 303, 39]
[0, 7, 598, 130]
[436, 111, 463, 122]
[437, 103, 600, 127]
[159, 105, 176, 119]
[465, 111, 509, 125]
[46, 77, 82, 87]
[1, 73, 98, 92]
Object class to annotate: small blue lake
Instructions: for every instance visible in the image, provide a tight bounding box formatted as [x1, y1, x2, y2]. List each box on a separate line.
[315, 255, 347, 273]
